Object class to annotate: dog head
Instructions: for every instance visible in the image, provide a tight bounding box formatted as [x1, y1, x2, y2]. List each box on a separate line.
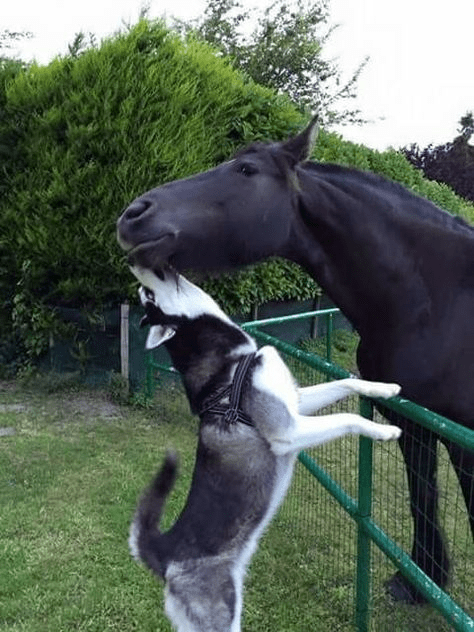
[131, 265, 231, 350]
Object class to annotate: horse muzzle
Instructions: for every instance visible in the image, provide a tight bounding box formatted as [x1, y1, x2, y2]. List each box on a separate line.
[117, 197, 180, 266]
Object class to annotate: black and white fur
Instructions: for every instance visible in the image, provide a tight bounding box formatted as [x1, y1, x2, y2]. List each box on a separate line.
[129, 266, 402, 632]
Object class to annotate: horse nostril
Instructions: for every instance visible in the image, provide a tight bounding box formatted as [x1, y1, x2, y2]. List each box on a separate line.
[124, 199, 152, 221]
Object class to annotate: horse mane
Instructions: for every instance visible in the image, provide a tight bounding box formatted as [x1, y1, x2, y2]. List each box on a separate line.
[233, 141, 473, 235]
[301, 161, 474, 235]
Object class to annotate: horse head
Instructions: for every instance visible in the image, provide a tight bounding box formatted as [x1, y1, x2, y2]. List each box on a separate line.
[117, 117, 319, 271]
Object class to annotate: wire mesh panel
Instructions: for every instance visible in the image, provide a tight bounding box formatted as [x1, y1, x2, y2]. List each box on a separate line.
[279, 457, 359, 630]
[265, 341, 364, 629]
[247, 324, 474, 631]
[146, 311, 473, 631]
[370, 436, 474, 631]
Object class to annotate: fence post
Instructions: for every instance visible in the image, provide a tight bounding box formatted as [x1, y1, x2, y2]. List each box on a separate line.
[355, 397, 374, 632]
[325, 312, 333, 362]
[146, 352, 154, 399]
[120, 302, 130, 390]
[244, 326, 474, 628]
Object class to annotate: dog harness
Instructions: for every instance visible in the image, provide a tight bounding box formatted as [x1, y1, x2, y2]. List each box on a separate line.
[198, 352, 256, 427]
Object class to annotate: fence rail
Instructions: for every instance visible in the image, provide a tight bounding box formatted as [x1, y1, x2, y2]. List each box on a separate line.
[146, 307, 474, 630]
[246, 326, 473, 632]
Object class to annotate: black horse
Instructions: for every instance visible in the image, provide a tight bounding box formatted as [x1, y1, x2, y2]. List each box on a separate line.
[117, 118, 474, 604]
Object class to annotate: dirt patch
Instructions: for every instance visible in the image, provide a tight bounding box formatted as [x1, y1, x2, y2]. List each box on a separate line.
[0, 380, 123, 421]
[0, 404, 27, 413]
[56, 392, 123, 419]
[0, 380, 17, 393]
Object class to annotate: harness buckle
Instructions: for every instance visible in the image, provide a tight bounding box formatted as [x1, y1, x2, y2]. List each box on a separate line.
[198, 352, 256, 427]
[223, 409, 240, 425]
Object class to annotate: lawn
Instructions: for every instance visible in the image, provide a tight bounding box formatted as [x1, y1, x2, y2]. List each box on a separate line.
[0, 369, 472, 631]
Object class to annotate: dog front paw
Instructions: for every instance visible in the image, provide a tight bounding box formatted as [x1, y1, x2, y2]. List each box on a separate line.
[379, 383, 401, 399]
[361, 382, 401, 400]
[374, 424, 402, 441]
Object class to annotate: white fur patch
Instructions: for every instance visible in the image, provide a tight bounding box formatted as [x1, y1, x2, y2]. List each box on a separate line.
[165, 588, 201, 632]
[252, 346, 299, 415]
[128, 517, 141, 562]
[230, 340, 257, 357]
[131, 266, 232, 323]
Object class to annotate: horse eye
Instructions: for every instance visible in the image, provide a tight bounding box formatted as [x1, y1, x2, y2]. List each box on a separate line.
[239, 163, 258, 177]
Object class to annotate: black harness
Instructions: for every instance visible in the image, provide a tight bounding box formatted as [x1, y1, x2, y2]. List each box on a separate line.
[198, 352, 256, 427]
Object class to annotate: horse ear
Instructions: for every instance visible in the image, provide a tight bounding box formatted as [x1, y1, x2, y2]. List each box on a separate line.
[282, 115, 319, 164]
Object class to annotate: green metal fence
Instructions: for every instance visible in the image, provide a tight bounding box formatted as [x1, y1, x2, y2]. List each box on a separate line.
[145, 308, 474, 631]
[144, 307, 341, 396]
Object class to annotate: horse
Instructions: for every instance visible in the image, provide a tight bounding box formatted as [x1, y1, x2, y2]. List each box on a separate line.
[117, 117, 474, 604]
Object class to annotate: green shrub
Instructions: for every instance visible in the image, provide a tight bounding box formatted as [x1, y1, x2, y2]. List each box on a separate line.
[0, 20, 302, 359]
[200, 259, 320, 315]
[0, 18, 473, 366]
[314, 132, 474, 224]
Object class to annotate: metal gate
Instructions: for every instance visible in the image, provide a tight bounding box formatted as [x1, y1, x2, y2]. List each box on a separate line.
[146, 308, 474, 631]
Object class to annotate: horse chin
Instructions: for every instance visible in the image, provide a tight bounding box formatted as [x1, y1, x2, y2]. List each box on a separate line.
[126, 235, 254, 282]
[126, 235, 177, 272]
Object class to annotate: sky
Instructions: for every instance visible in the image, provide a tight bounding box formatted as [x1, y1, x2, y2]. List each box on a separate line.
[2, 0, 473, 151]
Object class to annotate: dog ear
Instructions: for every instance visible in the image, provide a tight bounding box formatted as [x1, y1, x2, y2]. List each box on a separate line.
[146, 325, 176, 349]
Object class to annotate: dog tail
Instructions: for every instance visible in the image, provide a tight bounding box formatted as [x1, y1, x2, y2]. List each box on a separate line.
[129, 451, 178, 578]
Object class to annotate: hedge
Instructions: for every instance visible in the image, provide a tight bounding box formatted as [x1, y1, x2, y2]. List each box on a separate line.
[0, 18, 473, 363]
[0, 20, 305, 359]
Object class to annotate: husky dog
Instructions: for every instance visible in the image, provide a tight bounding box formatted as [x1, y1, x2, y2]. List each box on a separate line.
[129, 266, 401, 632]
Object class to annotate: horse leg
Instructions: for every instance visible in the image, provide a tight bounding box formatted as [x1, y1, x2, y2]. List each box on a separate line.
[443, 441, 474, 540]
[382, 413, 450, 603]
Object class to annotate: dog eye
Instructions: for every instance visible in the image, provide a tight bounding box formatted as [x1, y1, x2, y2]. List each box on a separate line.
[144, 287, 155, 301]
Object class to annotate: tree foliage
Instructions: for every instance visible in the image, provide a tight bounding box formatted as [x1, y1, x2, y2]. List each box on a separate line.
[174, 0, 368, 126]
[0, 29, 32, 63]
[402, 112, 474, 204]
[0, 19, 473, 368]
[0, 19, 304, 361]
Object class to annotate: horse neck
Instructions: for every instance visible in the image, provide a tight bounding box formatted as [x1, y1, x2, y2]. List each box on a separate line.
[288, 167, 451, 338]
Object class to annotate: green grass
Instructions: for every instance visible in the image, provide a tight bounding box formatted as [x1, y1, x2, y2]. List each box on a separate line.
[0, 373, 472, 631]
[300, 329, 360, 375]
[0, 379, 195, 632]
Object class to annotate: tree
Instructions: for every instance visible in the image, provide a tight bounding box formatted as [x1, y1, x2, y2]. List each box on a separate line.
[0, 31, 31, 196]
[458, 111, 474, 142]
[0, 29, 31, 64]
[174, 0, 368, 126]
[402, 112, 474, 204]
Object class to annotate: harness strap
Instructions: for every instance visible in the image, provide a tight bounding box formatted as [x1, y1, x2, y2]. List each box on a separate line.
[199, 352, 256, 427]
